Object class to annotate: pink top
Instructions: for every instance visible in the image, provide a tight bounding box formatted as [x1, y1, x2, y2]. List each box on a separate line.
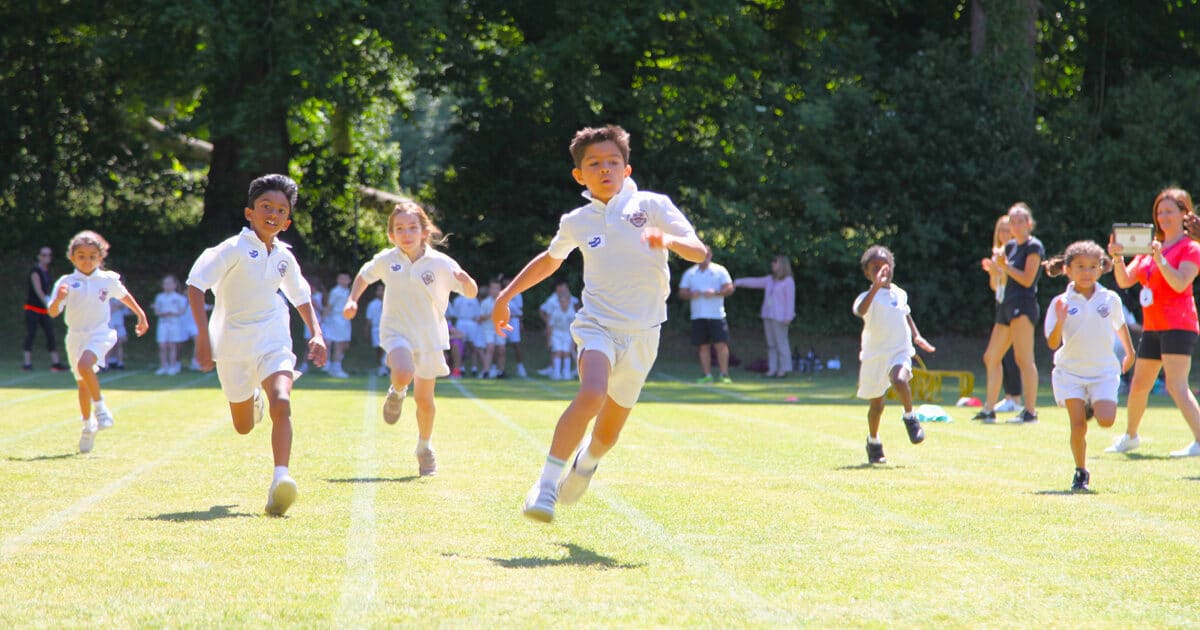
[1128, 238, 1200, 332]
[733, 275, 795, 323]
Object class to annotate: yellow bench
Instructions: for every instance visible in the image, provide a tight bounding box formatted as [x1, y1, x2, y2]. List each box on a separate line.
[887, 355, 975, 403]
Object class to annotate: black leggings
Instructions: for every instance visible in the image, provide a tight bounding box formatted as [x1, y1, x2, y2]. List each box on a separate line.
[1001, 349, 1021, 397]
[23, 310, 57, 353]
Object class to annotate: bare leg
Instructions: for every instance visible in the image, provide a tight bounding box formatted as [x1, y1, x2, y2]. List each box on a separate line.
[889, 364, 914, 414]
[1009, 316, 1039, 413]
[867, 397, 884, 438]
[1066, 398, 1088, 469]
[547, 350, 610, 460]
[412, 376, 437, 441]
[586, 396, 634, 458]
[981, 324, 1013, 412]
[697, 343, 712, 376]
[76, 350, 102, 404]
[716, 342, 730, 376]
[1123, 358, 1160, 438]
[1161, 354, 1200, 440]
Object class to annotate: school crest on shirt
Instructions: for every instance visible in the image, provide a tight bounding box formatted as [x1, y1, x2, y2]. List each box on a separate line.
[1097, 304, 1111, 318]
[627, 210, 648, 228]
[391, 263, 403, 272]
[249, 250, 259, 259]
[421, 271, 435, 285]
[276, 260, 288, 277]
[98, 289, 108, 302]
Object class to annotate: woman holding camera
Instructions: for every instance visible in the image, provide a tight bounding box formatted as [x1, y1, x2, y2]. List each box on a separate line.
[1106, 188, 1200, 456]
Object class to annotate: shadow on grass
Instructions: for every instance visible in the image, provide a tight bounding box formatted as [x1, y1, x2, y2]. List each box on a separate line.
[1032, 489, 1094, 496]
[6, 452, 77, 462]
[835, 463, 910, 470]
[485, 542, 644, 570]
[143, 504, 256, 522]
[1120, 452, 1172, 461]
[323, 476, 420, 484]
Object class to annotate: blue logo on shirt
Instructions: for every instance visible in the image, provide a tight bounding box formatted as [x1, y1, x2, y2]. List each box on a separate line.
[587, 236, 603, 248]
[1067, 307, 1079, 315]
[391, 263, 403, 272]
[249, 250, 259, 259]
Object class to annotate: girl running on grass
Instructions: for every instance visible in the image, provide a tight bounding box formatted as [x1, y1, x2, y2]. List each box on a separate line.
[1043, 241, 1134, 491]
[342, 201, 478, 476]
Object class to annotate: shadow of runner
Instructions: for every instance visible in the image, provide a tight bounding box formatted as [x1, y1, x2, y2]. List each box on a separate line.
[142, 504, 257, 522]
[6, 453, 78, 462]
[487, 543, 644, 570]
[323, 476, 420, 484]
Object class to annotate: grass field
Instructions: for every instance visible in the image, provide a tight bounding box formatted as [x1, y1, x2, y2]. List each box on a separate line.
[2, 357, 1200, 627]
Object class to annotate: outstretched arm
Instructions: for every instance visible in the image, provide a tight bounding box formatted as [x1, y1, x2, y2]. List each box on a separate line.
[493, 252, 563, 335]
[342, 274, 371, 320]
[120, 295, 150, 337]
[908, 314, 935, 353]
[187, 285, 214, 371]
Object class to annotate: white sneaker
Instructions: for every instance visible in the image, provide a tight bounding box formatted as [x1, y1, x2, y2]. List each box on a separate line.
[265, 476, 298, 516]
[1105, 433, 1140, 453]
[416, 448, 437, 476]
[154, 366, 168, 375]
[382, 386, 405, 425]
[79, 419, 98, 453]
[537, 366, 553, 376]
[557, 440, 597, 505]
[190, 358, 201, 371]
[516, 364, 528, 378]
[487, 365, 499, 379]
[253, 389, 265, 425]
[1170, 441, 1200, 458]
[522, 483, 557, 523]
[994, 398, 1019, 412]
[95, 404, 114, 430]
[332, 366, 350, 379]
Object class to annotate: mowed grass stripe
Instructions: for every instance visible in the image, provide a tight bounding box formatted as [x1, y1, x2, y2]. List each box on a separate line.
[334, 374, 382, 627]
[451, 377, 800, 626]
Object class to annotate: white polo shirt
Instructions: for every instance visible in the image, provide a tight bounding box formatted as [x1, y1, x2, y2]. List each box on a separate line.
[540, 293, 579, 316]
[679, 262, 732, 320]
[547, 178, 697, 330]
[51, 269, 129, 335]
[358, 246, 469, 352]
[186, 227, 312, 361]
[451, 294, 480, 328]
[853, 284, 913, 361]
[1044, 283, 1124, 379]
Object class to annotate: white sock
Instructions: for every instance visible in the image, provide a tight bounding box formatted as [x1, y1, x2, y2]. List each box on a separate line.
[576, 443, 601, 474]
[553, 357, 563, 375]
[93, 397, 105, 409]
[867, 436, 881, 445]
[417, 437, 432, 453]
[903, 411, 915, 420]
[273, 466, 289, 482]
[539, 456, 566, 488]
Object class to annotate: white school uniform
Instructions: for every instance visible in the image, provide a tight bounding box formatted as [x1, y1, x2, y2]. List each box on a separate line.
[365, 297, 383, 348]
[451, 294, 481, 347]
[109, 302, 129, 340]
[153, 291, 190, 344]
[186, 227, 312, 402]
[323, 284, 353, 343]
[357, 246, 470, 379]
[1044, 283, 1125, 406]
[853, 284, 914, 400]
[51, 269, 129, 380]
[506, 292, 524, 343]
[546, 299, 578, 353]
[547, 177, 698, 407]
[478, 295, 499, 346]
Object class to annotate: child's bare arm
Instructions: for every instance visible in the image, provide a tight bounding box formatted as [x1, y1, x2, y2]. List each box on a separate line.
[494, 252, 561, 335]
[907, 314, 935, 352]
[1118, 324, 1135, 373]
[48, 283, 68, 317]
[120, 294, 150, 337]
[1045, 296, 1066, 350]
[343, 274, 371, 320]
[187, 285, 214, 371]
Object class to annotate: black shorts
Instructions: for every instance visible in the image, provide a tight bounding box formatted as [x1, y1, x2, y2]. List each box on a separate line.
[995, 295, 1040, 326]
[690, 318, 729, 346]
[1137, 330, 1199, 360]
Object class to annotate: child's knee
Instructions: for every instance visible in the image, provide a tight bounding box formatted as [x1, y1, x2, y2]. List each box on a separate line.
[268, 396, 291, 421]
[1096, 416, 1116, 428]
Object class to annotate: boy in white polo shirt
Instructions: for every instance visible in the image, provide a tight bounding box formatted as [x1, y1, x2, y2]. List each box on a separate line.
[492, 124, 707, 523]
[1043, 240, 1134, 491]
[854, 245, 934, 465]
[678, 246, 735, 383]
[187, 174, 327, 517]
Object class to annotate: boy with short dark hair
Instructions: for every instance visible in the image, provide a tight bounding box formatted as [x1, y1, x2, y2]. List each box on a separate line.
[492, 125, 708, 522]
[853, 245, 935, 464]
[187, 174, 327, 516]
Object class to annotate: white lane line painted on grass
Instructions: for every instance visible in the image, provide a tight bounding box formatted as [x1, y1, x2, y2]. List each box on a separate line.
[0, 372, 47, 388]
[0, 416, 226, 561]
[449, 379, 798, 626]
[0, 370, 142, 407]
[335, 374, 381, 628]
[0, 373, 214, 448]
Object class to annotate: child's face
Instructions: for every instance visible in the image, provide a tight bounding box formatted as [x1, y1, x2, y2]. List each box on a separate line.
[996, 223, 1012, 244]
[244, 191, 292, 241]
[388, 212, 425, 255]
[69, 244, 102, 275]
[162, 276, 177, 292]
[863, 257, 891, 286]
[572, 140, 632, 204]
[375, 285, 385, 298]
[489, 281, 502, 296]
[1066, 255, 1102, 291]
[1008, 212, 1031, 239]
[555, 283, 570, 297]
[337, 273, 351, 287]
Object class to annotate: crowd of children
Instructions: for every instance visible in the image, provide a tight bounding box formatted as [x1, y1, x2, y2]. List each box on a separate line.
[35, 124, 1200, 519]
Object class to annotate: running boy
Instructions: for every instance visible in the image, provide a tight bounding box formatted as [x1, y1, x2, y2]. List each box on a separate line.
[1043, 241, 1135, 491]
[48, 230, 149, 453]
[492, 124, 707, 522]
[343, 200, 478, 476]
[853, 245, 934, 464]
[187, 174, 326, 516]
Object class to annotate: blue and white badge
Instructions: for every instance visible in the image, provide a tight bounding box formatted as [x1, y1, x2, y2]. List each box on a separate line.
[587, 235, 605, 249]
[1140, 286, 1154, 307]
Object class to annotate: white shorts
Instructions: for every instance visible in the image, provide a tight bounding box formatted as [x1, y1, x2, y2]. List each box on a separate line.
[323, 316, 352, 343]
[216, 348, 297, 403]
[550, 329, 573, 354]
[456, 320, 479, 346]
[384, 337, 450, 379]
[505, 318, 522, 343]
[66, 329, 117, 381]
[1052, 368, 1120, 407]
[109, 321, 127, 340]
[156, 318, 188, 344]
[571, 316, 660, 409]
[856, 349, 913, 399]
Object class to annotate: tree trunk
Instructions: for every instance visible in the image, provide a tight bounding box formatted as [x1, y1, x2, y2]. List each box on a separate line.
[970, 0, 986, 57]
